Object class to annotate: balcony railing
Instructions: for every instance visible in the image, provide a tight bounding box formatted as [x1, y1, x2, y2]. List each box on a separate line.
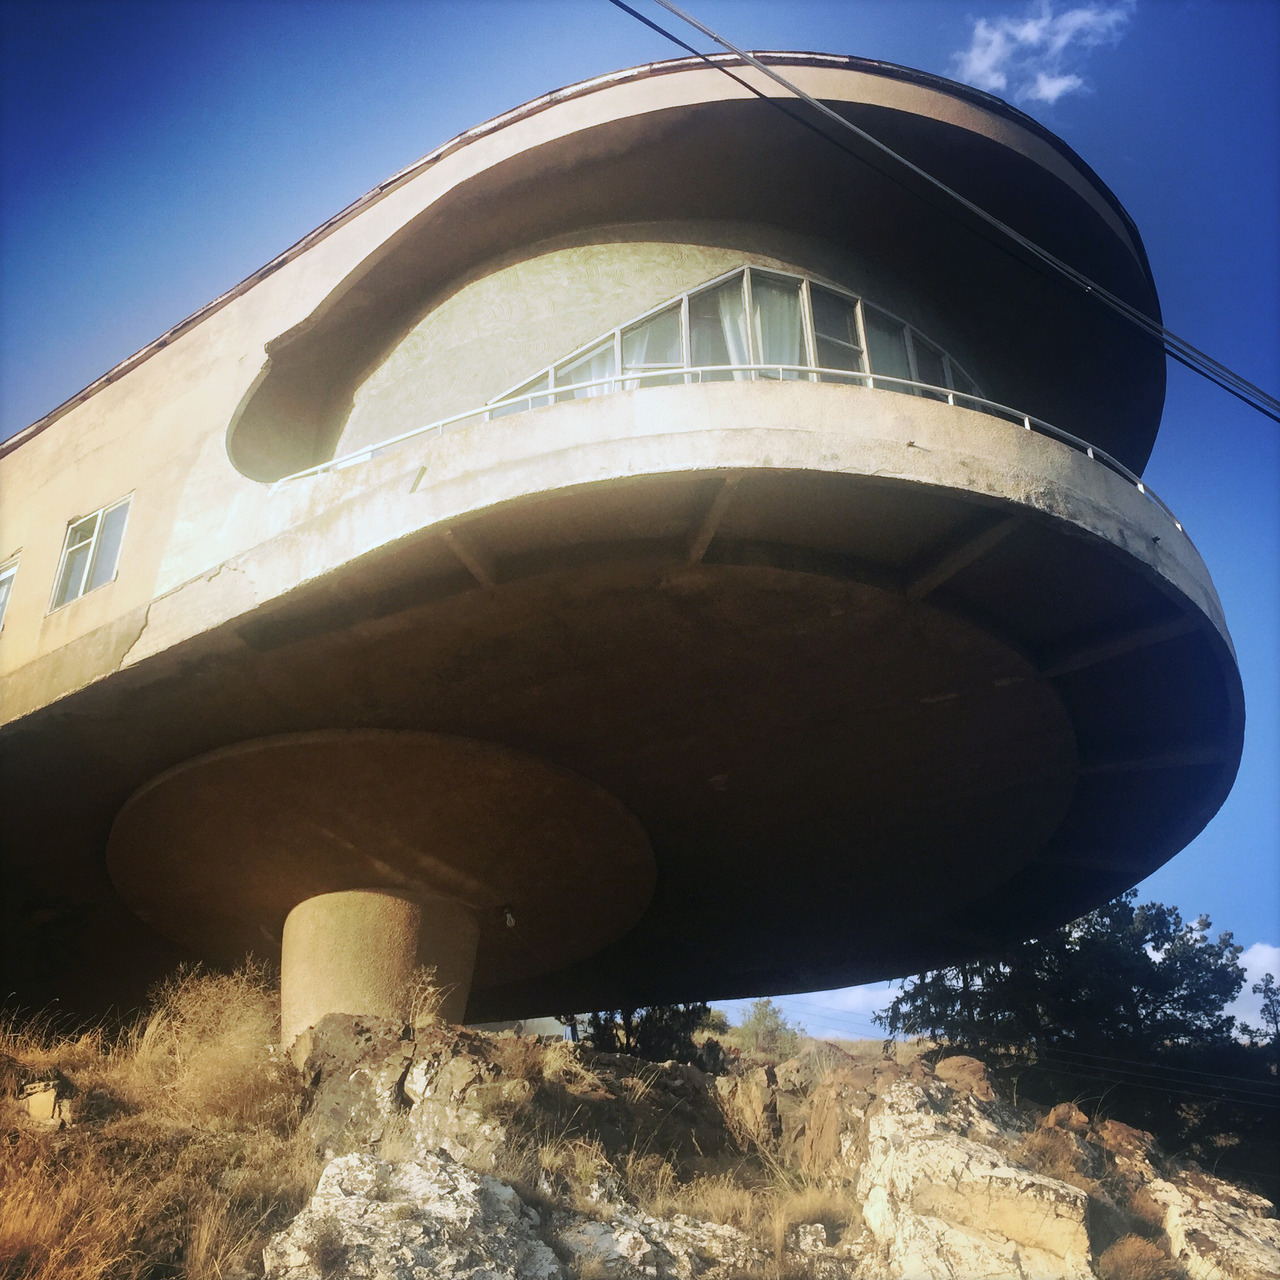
[268, 366, 1184, 534]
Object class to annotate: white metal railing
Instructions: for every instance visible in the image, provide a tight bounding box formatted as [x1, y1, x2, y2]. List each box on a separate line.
[268, 366, 1184, 533]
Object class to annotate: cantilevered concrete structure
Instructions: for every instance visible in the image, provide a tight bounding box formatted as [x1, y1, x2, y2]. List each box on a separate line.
[0, 54, 1243, 1043]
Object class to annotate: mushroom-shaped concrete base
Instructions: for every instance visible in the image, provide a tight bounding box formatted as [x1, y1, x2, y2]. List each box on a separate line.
[106, 731, 656, 1033]
[280, 888, 478, 1051]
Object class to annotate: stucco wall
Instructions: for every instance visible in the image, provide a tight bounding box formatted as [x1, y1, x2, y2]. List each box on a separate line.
[335, 221, 985, 459]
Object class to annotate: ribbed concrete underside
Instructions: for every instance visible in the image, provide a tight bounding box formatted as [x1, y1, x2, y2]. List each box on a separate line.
[0, 433, 1241, 1019]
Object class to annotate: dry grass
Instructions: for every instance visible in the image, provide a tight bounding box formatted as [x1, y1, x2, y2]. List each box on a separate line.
[1019, 1125, 1100, 1195]
[1096, 1235, 1182, 1280]
[404, 965, 449, 1029]
[0, 964, 321, 1280]
[768, 1183, 863, 1259]
[627, 1152, 764, 1232]
[1125, 1184, 1168, 1232]
[623, 1147, 862, 1259]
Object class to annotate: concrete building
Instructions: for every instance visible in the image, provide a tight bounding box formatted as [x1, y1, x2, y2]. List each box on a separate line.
[0, 54, 1243, 1046]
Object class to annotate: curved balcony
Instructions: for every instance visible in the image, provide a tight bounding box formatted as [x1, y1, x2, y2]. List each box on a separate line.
[271, 364, 1186, 537]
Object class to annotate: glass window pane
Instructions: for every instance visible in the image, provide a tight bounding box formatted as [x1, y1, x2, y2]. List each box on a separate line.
[811, 287, 863, 381]
[622, 304, 683, 388]
[690, 276, 749, 381]
[913, 337, 945, 388]
[814, 337, 862, 370]
[0, 567, 14, 627]
[864, 308, 912, 392]
[811, 286, 860, 347]
[65, 513, 97, 549]
[87, 500, 129, 592]
[491, 372, 550, 417]
[54, 541, 92, 608]
[950, 364, 979, 400]
[555, 339, 616, 399]
[750, 273, 805, 379]
[912, 336, 948, 401]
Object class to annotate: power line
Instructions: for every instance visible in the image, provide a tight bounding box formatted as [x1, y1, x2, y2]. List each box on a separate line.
[769, 997, 1280, 1106]
[608, 0, 1280, 425]
[1027, 1042, 1280, 1092]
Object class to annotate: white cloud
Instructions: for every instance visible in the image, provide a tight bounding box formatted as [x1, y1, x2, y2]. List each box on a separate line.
[1230, 941, 1280, 1032]
[952, 1, 1134, 105]
[1026, 71, 1085, 103]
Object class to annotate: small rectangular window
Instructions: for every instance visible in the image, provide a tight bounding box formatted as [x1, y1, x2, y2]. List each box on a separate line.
[50, 496, 130, 610]
[864, 307, 913, 394]
[811, 285, 864, 382]
[0, 559, 17, 629]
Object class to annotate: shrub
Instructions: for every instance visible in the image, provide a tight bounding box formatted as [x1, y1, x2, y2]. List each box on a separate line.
[0, 963, 320, 1280]
[731, 1000, 802, 1061]
[1096, 1235, 1181, 1280]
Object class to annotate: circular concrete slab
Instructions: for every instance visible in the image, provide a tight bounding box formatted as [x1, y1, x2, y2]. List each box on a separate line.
[106, 731, 656, 987]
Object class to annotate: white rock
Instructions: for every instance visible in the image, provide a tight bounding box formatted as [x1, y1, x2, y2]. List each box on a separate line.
[262, 1152, 562, 1280]
[1148, 1171, 1280, 1280]
[856, 1075, 1094, 1280]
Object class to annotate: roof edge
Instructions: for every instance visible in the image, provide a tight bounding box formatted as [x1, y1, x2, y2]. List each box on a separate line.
[1, 51, 1153, 459]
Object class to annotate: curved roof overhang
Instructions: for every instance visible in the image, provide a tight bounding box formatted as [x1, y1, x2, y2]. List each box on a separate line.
[221, 53, 1166, 482]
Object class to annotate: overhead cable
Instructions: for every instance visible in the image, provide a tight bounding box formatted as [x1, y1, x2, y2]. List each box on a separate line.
[609, 0, 1280, 425]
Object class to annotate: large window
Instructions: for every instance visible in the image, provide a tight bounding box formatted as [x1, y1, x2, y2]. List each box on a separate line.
[0, 558, 17, 629]
[488, 266, 981, 416]
[50, 496, 131, 611]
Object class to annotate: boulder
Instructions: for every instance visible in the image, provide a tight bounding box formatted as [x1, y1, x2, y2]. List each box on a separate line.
[932, 1053, 996, 1101]
[263, 1152, 560, 1280]
[18, 1078, 72, 1128]
[856, 1073, 1094, 1279]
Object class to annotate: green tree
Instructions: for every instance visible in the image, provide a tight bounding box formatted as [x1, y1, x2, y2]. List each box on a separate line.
[875, 893, 1280, 1201]
[734, 998, 802, 1060]
[877, 892, 1246, 1058]
[700, 1008, 731, 1036]
[584, 1004, 710, 1063]
[1240, 972, 1280, 1047]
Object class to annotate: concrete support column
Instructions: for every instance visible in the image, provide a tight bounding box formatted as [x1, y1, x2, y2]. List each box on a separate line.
[280, 888, 479, 1051]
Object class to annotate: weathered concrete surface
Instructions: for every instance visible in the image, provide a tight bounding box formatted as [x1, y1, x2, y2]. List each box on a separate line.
[280, 889, 478, 1052]
[106, 732, 655, 1005]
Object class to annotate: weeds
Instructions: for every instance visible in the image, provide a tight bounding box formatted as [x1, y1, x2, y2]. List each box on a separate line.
[1096, 1234, 1183, 1280]
[302, 1213, 347, 1276]
[404, 965, 448, 1030]
[1019, 1125, 1099, 1195]
[0, 963, 320, 1280]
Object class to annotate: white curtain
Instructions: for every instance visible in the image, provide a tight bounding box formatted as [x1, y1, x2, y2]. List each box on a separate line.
[751, 275, 803, 377]
[557, 340, 616, 398]
[622, 322, 651, 391]
[716, 279, 751, 380]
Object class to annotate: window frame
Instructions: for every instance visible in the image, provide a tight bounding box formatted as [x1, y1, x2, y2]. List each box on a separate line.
[486, 264, 982, 415]
[0, 557, 18, 631]
[48, 494, 132, 613]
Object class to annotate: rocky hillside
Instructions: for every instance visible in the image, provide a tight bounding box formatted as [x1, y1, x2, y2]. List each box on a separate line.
[261, 1016, 1280, 1280]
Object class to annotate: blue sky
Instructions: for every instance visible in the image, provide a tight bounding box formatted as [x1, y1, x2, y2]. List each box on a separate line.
[2, 0, 1276, 1032]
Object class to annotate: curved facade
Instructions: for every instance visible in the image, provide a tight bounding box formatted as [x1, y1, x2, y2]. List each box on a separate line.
[0, 54, 1241, 1030]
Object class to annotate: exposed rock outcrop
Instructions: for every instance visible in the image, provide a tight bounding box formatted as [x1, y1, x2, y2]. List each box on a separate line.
[263, 1024, 1280, 1280]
